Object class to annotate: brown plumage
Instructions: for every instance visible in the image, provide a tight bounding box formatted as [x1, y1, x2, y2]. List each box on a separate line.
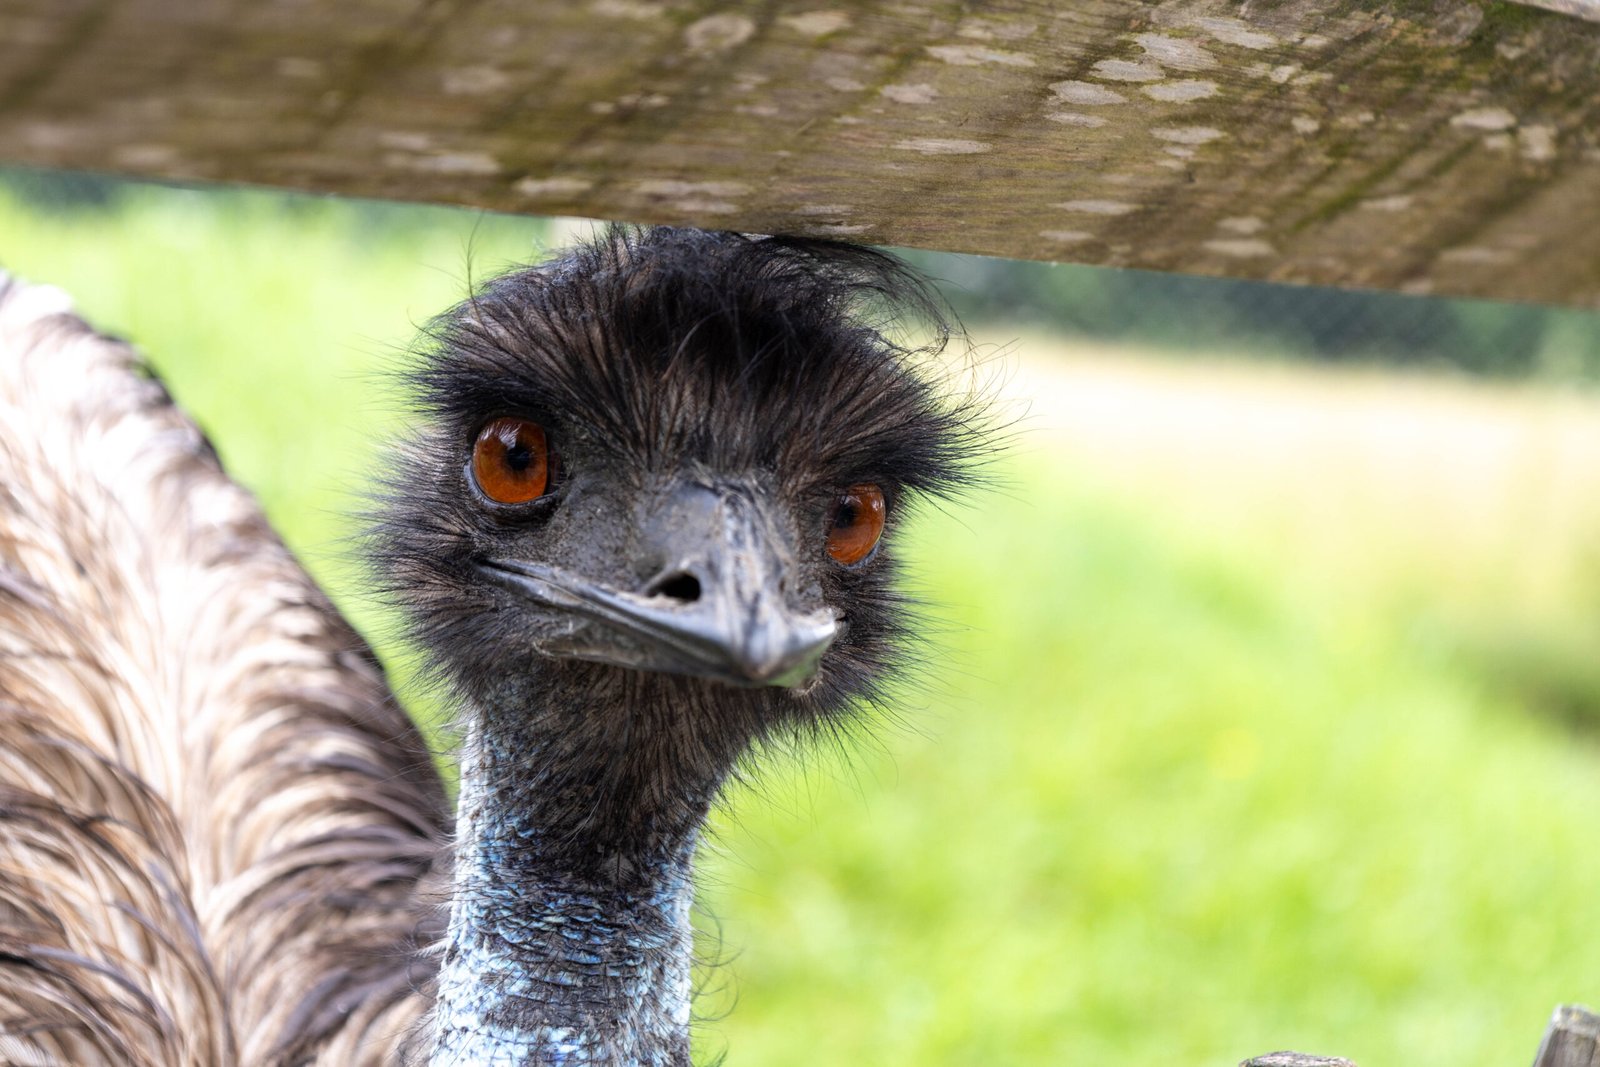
[0, 275, 449, 1065]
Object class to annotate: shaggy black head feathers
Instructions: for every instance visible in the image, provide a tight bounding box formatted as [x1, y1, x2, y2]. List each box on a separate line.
[371, 227, 991, 842]
[411, 226, 984, 499]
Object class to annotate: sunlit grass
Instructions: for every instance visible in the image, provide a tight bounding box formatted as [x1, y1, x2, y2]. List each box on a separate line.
[3, 177, 1599, 1067]
[701, 464, 1600, 1066]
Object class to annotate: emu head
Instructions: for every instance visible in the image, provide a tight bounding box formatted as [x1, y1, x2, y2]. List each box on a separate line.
[372, 228, 987, 859]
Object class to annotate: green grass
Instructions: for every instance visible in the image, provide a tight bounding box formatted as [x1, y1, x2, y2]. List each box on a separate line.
[703, 481, 1600, 1065]
[3, 177, 1599, 1067]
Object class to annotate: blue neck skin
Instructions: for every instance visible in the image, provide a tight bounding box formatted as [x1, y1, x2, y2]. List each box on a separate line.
[429, 723, 702, 1067]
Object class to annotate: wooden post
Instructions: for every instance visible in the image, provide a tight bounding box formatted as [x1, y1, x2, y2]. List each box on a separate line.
[1533, 1005, 1600, 1067]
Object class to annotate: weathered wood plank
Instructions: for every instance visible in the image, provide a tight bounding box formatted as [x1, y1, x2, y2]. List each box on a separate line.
[1520, 0, 1600, 18]
[1533, 1004, 1600, 1067]
[1241, 1055, 1357, 1067]
[1, 1, 1599, 308]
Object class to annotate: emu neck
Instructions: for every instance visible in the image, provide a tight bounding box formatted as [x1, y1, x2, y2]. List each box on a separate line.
[432, 681, 727, 1067]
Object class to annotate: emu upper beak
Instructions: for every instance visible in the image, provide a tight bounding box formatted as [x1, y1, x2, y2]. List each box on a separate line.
[481, 484, 838, 688]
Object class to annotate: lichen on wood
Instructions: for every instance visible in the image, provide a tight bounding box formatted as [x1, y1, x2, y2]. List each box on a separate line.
[1, 0, 1598, 307]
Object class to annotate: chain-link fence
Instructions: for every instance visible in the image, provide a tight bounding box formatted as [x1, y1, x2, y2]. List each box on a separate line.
[902, 247, 1600, 383]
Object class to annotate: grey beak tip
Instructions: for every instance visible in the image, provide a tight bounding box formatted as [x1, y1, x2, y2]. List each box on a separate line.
[736, 618, 839, 688]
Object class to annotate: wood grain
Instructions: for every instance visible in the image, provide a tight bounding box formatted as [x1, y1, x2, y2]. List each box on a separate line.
[1, 1, 1598, 306]
[1533, 1004, 1600, 1067]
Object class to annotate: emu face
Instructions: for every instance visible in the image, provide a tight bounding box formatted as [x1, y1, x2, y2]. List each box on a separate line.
[475, 458, 842, 689]
[372, 229, 983, 839]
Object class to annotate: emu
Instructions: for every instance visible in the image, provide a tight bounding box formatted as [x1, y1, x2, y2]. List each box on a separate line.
[0, 227, 988, 1065]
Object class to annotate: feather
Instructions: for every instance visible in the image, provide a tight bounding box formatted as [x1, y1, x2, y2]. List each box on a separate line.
[0, 274, 448, 1065]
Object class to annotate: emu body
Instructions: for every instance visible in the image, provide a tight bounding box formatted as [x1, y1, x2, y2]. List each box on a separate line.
[0, 276, 445, 1066]
[0, 228, 987, 1064]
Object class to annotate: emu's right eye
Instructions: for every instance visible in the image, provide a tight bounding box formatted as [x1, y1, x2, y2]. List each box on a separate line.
[826, 484, 886, 566]
[472, 416, 550, 505]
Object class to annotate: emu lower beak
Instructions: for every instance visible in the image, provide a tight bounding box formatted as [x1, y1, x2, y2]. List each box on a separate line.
[482, 486, 838, 688]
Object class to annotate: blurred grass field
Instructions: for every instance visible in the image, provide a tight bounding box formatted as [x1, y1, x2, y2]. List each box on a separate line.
[3, 177, 1600, 1067]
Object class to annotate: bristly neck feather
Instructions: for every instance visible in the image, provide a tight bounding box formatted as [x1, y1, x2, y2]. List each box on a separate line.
[429, 675, 735, 1067]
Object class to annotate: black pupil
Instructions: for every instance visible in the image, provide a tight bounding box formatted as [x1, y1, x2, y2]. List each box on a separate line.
[504, 440, 531, 472]
[834, 498, 860, 529]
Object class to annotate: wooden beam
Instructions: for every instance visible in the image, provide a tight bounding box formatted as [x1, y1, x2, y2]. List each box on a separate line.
[1519, 0, 1600, 18]
[2, 1, 1598, 308]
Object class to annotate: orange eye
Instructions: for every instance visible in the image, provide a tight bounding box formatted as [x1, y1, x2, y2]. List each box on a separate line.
[471, 416, 550, 505]
[826, 484, 886, 566]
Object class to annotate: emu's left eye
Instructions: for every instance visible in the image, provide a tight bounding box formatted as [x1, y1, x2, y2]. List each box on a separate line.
[826, 484, 886, 566]
[472, 416, 551, 505]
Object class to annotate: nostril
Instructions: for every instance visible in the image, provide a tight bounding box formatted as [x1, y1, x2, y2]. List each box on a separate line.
[646, 571, 702, 604]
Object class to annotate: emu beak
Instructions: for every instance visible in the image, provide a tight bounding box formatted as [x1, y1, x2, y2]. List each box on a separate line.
[482, 484, 838, 688]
